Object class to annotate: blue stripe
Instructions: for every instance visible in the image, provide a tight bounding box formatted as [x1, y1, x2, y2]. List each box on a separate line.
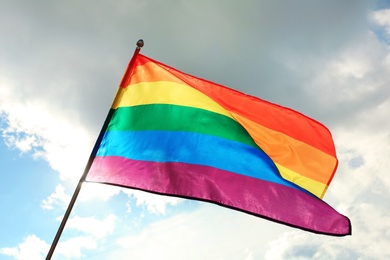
[97, 130, 297, 188]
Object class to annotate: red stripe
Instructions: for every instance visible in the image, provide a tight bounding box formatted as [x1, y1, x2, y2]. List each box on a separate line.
[87, 156, 350, 236]
[119, 48, 141, 88]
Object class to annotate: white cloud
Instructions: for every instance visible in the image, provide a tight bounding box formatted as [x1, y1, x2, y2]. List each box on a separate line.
[0, 86, 92, 182]
[332, 127, 390, 202]
[41, 184, 71, 210]
[123, 189, 183, 215]
[264, 199, 390, 260]
[299, 32, 389, 114]
[0, 235, 49, 260]
[50, 214, 117, 258]
[55, 236, 97, 259]
[265, 190, 390, 260]
[65, 214, 116, 239]
[371, 8, 390, 38]
[0, 214, 117, 260]
[112, 204, 289, 260]
[78, 182, 122, 202]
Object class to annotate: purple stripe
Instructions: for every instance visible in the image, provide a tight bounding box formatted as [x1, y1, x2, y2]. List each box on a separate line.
[86, 156, 351, 236]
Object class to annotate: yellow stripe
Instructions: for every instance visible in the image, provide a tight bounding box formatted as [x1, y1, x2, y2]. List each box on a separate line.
[276, 163, 328, 198]
[112, 81, 233, 119]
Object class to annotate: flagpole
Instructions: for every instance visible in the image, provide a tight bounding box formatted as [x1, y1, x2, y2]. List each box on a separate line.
[46, 39, 144, 260]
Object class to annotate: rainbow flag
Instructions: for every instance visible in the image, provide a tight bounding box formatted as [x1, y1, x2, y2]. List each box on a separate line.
[86, 49, 351, 236]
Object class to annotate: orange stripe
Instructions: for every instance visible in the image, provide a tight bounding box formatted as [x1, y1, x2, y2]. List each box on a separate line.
[129, 59, 184, 85]
[232, 113, 337, 185]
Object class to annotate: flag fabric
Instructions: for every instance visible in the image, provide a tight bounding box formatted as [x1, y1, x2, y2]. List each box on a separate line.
[86, 49, 351, 236]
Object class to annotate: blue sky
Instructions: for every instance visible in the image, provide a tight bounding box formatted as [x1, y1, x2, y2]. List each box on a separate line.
[1, 0, 390, 259]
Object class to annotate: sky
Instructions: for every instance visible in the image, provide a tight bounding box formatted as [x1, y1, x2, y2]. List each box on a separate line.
[1, 0, 390, 259]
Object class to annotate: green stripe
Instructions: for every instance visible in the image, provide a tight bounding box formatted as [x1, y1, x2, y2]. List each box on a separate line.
[108, 104, 258, 148]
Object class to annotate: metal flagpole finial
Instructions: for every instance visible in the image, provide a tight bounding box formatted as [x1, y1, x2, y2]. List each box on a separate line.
[136, 39, 144, 50]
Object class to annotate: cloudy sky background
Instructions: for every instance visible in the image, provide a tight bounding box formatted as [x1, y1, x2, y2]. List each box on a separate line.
[1, 0, 390, 259]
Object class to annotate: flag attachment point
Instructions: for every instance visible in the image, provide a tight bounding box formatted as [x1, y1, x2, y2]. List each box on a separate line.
[136, 39, 144, 50]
